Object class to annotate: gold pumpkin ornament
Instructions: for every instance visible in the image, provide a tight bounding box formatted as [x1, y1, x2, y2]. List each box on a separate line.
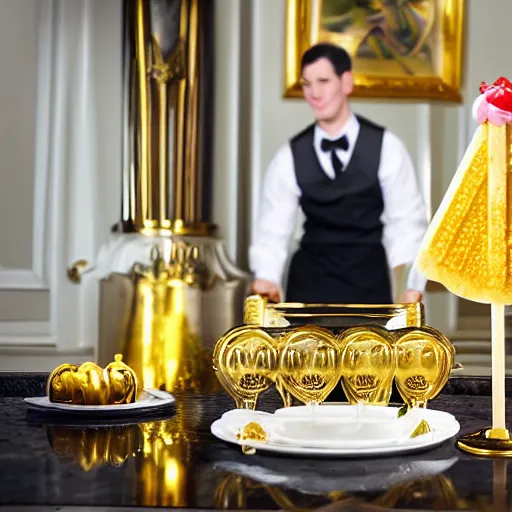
[47, 354, 139, 406]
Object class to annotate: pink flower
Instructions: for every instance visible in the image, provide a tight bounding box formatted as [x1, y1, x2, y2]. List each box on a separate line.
[474, 77, 512, 126]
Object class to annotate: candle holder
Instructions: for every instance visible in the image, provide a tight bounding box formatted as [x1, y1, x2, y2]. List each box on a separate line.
[212, 296, 457, 411]
[457, 428, 512, 457]
[456, 304, 512, 457]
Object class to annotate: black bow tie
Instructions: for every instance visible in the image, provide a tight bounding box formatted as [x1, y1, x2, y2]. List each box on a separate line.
[321, 135, 349, 152]
[321, 135, 349, 177]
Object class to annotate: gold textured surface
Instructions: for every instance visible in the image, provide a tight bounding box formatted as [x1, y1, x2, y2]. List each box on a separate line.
[120, 244, 221, 394]
[47, 354, 138, 406]
[97, 237, 250, 395]
[213, 324, 454, 409]
[410, 419, 432, 438]
[418, 123, 512, 304]
[236, 422, 268, 443]
[284, 0, 464, 101]
[66, 259, 89, 284]
[243, 295, 267, 325]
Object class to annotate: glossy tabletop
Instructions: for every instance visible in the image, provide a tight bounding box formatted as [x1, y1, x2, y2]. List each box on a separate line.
[0, 373, 511, 511]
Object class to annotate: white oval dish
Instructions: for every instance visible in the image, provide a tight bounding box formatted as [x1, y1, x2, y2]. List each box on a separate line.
[211, 405, 460, 457]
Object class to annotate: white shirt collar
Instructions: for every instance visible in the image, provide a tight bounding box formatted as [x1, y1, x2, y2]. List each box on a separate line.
[313, 113, 359, 150]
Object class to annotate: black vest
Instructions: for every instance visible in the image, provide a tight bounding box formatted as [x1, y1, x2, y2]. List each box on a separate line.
[290, 115, 385, 246]
[285, 115, 392, 304]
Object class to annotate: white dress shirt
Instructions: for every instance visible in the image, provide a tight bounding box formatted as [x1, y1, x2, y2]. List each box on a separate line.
[249, 113, 428, 294]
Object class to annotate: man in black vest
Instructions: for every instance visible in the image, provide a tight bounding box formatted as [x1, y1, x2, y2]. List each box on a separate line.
[249, 43, 427, 304]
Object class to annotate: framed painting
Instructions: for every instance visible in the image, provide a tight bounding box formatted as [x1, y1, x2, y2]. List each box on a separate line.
[284, 0, 464, 101]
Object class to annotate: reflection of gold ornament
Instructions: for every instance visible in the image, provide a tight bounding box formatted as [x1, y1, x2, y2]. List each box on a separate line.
[212, 326, 278, 410]
[47, 354, 138, 405]
[213, 473, 469, 512]
[395, 327, 454, 407]
[338, 326, 395, 406]
[374, 475, 469, 510]
[134, 397, 202, 508]
[47, 424, 141, 472]
[279, 326, 341, 405]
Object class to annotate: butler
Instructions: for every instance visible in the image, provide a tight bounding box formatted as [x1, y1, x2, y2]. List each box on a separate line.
[250, 43, 427, 304]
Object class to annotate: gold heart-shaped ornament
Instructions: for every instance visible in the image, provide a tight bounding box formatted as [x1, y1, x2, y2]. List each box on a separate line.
[212, 326, 278, 409]
[395, 326, 454, 407]
[338, 326, 396, 406]
[279, 325, 341, 405]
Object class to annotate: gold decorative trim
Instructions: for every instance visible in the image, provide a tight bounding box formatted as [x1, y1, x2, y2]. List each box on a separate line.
[251, 299, 425, 328]
[113, 219, 217, 237]
[457, 428, 512, 457]
[284, 0, 464, 102]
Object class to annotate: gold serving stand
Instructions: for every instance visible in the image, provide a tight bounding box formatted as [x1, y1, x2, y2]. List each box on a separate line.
[212, 296, 457, 411]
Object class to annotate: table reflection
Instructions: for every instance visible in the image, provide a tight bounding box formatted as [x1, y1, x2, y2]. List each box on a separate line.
[211, 466, 512, 512]
[35, 394, 512, 511]
[40, 394, 210, 508]
[47, 423, 141, 471]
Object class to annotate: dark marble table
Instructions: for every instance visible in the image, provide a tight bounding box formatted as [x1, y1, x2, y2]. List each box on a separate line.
[1, 373, 512, 511]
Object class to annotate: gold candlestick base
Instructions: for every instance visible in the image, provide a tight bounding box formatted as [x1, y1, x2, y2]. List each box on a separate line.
[457, 428, 512, 457]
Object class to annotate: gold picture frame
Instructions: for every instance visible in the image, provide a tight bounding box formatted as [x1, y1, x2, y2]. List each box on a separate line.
[284, 0, 464, 102]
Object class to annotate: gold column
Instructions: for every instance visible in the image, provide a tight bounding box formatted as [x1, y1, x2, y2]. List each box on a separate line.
[92, 0, 251, 393]
[116, 0, 214, 236]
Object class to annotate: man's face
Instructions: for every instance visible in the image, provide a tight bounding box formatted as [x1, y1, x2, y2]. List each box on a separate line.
[301, 57, 353, 123]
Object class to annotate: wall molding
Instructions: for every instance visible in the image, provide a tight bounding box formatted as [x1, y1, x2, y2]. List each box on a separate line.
[0, 321, 53, 346]
[0, 1, 51, 292]
[0, 0, 59, 347]
[0, 269, 46, 290]
[0, 345, 93, 372]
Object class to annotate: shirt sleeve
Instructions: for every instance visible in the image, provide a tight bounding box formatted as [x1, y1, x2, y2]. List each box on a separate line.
[379, 131, 429, 291]
[249, 144, 300, 286]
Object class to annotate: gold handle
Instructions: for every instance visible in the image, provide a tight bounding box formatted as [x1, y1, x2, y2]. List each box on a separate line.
[67, 259, 89, 284]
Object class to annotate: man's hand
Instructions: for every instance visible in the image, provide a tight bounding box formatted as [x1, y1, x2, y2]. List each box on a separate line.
[251, 279, 281, 303]
[397, 289, 423, 303]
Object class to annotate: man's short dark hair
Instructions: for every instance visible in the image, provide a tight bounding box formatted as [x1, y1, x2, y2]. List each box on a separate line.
[301, 43, 352, 76]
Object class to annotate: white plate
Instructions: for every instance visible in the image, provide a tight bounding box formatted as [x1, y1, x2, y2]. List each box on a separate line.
[24, 388, 175, 416]
[211, 405, 460, 457]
